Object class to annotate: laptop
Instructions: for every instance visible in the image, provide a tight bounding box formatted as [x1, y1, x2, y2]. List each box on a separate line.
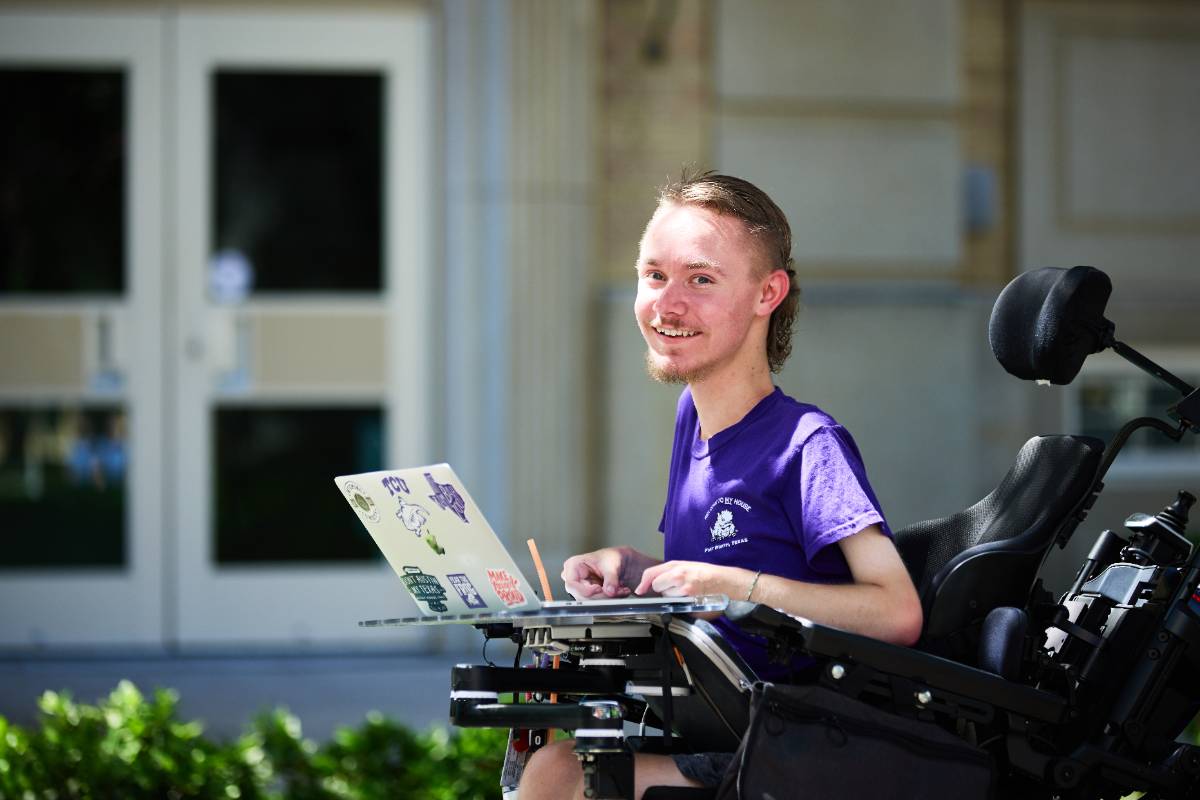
[335, 463, 726, 624]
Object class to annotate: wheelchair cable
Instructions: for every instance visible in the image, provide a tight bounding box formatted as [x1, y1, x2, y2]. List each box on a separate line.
[482, 635, 496, 667]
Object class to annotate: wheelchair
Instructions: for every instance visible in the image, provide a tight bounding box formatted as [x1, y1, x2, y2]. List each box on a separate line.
[445, 266, 1200, 799]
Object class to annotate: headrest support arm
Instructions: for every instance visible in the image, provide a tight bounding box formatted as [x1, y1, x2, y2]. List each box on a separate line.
[1110, 340, 1195, 397]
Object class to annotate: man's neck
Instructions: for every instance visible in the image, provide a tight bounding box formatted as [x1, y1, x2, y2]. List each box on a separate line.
[689, 362, 777, 440]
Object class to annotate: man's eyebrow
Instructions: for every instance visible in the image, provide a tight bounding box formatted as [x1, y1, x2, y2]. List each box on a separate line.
[636, 258, 725, 274]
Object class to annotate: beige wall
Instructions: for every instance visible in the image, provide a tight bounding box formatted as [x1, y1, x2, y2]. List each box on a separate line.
[596, 0, 1007, 551]
[592, 0, 1198, 571]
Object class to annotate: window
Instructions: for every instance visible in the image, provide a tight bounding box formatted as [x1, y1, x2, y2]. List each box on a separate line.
[1069, 351, 1200, 479]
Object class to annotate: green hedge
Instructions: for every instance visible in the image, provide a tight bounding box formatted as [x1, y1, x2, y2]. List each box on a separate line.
[0, 681, 506, 800]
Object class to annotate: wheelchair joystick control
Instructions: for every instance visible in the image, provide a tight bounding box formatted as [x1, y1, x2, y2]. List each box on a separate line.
[1121, 491, 1196, 567]
[1160, 491, 1196, 532]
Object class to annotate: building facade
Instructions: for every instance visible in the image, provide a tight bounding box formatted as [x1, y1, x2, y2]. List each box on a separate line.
[1, 0, 1197, 652]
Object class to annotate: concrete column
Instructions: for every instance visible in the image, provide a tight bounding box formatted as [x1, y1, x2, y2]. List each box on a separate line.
[445, 0, 597, 581]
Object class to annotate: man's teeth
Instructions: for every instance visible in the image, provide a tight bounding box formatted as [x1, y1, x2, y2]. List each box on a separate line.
[656, 327, 698, 337]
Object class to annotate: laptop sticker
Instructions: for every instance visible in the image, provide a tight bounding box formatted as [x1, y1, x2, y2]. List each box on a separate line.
[401, 566, 449, 612]
[425, 472, 469, 523]
[382, 475, 410, 496]
[446, 573, 488, 609]
[343, 482, 380, 524]
[486, 568, 527, 607]
[396, 497, 446, 554]
[384, 474, 447, 555]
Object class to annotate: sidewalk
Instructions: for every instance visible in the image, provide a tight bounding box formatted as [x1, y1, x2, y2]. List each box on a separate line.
[0, 645, 513, 741]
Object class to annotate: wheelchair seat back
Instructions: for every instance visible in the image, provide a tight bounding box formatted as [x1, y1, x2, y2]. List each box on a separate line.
[894, 433, 1104, 662]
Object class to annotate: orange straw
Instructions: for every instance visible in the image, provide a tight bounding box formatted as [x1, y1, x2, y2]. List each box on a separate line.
[526, 538, 562, 705]
[527, 538, 555, 602]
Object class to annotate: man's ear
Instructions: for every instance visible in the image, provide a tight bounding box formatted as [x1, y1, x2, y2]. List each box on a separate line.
[756, 269, 791, 317]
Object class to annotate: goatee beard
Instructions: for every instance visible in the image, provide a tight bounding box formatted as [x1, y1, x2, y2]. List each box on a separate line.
[644, 349, 711, 385]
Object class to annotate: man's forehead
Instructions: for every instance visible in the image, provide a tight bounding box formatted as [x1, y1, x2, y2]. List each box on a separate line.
[642, 203, 746, 246]
[638, 203, 758, 268]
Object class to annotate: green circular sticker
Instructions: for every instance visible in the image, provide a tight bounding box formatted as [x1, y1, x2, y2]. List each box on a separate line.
[344, 481, 380, 523]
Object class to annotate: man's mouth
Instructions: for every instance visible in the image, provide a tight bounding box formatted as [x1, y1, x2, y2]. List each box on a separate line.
[653, 324, 700, 338]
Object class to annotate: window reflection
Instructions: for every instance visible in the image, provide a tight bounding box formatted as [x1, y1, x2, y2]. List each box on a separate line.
[0, 68, 125, 295]
[0, 407, 126, 567]
[212, 71, 383, 294]
[1080, 375, 1200, 453]
[214, 406, 383, 564]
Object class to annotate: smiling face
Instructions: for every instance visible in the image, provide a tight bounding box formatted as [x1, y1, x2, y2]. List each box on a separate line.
[634, 202, 783, 386]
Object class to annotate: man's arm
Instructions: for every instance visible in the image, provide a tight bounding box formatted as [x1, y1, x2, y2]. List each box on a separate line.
[633, 525, 923, 646]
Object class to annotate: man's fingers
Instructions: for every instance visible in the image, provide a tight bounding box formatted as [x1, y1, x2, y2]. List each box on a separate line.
[601, 565, 624, 596]
[562, 558, 599, 583]
[634, 562, 667, 596]
[570, 582, 604, 600]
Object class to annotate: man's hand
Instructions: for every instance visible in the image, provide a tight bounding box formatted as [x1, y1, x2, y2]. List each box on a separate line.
[634, 560, 751, 599]
[561, 547, 662, 600]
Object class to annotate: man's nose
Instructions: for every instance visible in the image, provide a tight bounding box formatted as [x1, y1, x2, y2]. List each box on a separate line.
[655, 279, 686, 317]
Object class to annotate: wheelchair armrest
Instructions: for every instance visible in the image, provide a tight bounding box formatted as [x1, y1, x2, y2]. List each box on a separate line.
[724, 601, 1067, 724]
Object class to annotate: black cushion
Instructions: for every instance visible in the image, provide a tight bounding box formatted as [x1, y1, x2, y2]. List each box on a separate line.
[988, 266, 1113, 385]
[978, 607, 1029, 680]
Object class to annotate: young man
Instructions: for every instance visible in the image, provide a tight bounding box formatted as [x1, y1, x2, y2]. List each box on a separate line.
[519, 173, 922, 798]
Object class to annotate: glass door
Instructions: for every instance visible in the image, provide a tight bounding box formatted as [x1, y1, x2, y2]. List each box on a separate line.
[0, 11, 165, 646]
[173, 9, 433, 646]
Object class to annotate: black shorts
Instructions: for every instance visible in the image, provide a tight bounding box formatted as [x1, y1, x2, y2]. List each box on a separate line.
[671, 751, 734, 788]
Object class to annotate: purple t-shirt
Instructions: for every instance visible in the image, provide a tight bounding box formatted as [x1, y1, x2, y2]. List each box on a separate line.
[660, 386, 890, 678]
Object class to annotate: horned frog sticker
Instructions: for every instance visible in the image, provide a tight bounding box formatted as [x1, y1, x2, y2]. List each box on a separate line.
[343, 482, 380, 524]
[395, 496, 446, 555]
[383, 474, 447, 555]
[401, 566, 449, 612]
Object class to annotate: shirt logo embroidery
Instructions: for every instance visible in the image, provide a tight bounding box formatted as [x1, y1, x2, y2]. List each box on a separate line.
[703, 496, 752, 553]
[710, 509, 738, 541]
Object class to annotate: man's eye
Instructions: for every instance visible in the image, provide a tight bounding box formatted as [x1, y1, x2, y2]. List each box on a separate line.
[693, 275, 714, 285]
[645, 270, 666, 281]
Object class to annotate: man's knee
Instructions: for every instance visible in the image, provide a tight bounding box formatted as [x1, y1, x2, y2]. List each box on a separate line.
[520, 740, 582, 799]
[519, 740, 701, 800]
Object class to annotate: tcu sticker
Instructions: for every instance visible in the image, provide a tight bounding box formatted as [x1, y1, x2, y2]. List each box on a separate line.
[486, 568, 527, 607]
[343, 482, 380, 524]
[401, 566, 449, 612]
[381, 475, 410, 496]
[447, 573, 488, 609]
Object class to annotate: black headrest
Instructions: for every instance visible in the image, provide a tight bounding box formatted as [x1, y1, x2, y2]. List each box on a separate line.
[988, 266, 1114, 385]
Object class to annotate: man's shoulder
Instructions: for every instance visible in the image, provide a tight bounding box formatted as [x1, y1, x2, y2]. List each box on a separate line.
[771, 390, 842, 441]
